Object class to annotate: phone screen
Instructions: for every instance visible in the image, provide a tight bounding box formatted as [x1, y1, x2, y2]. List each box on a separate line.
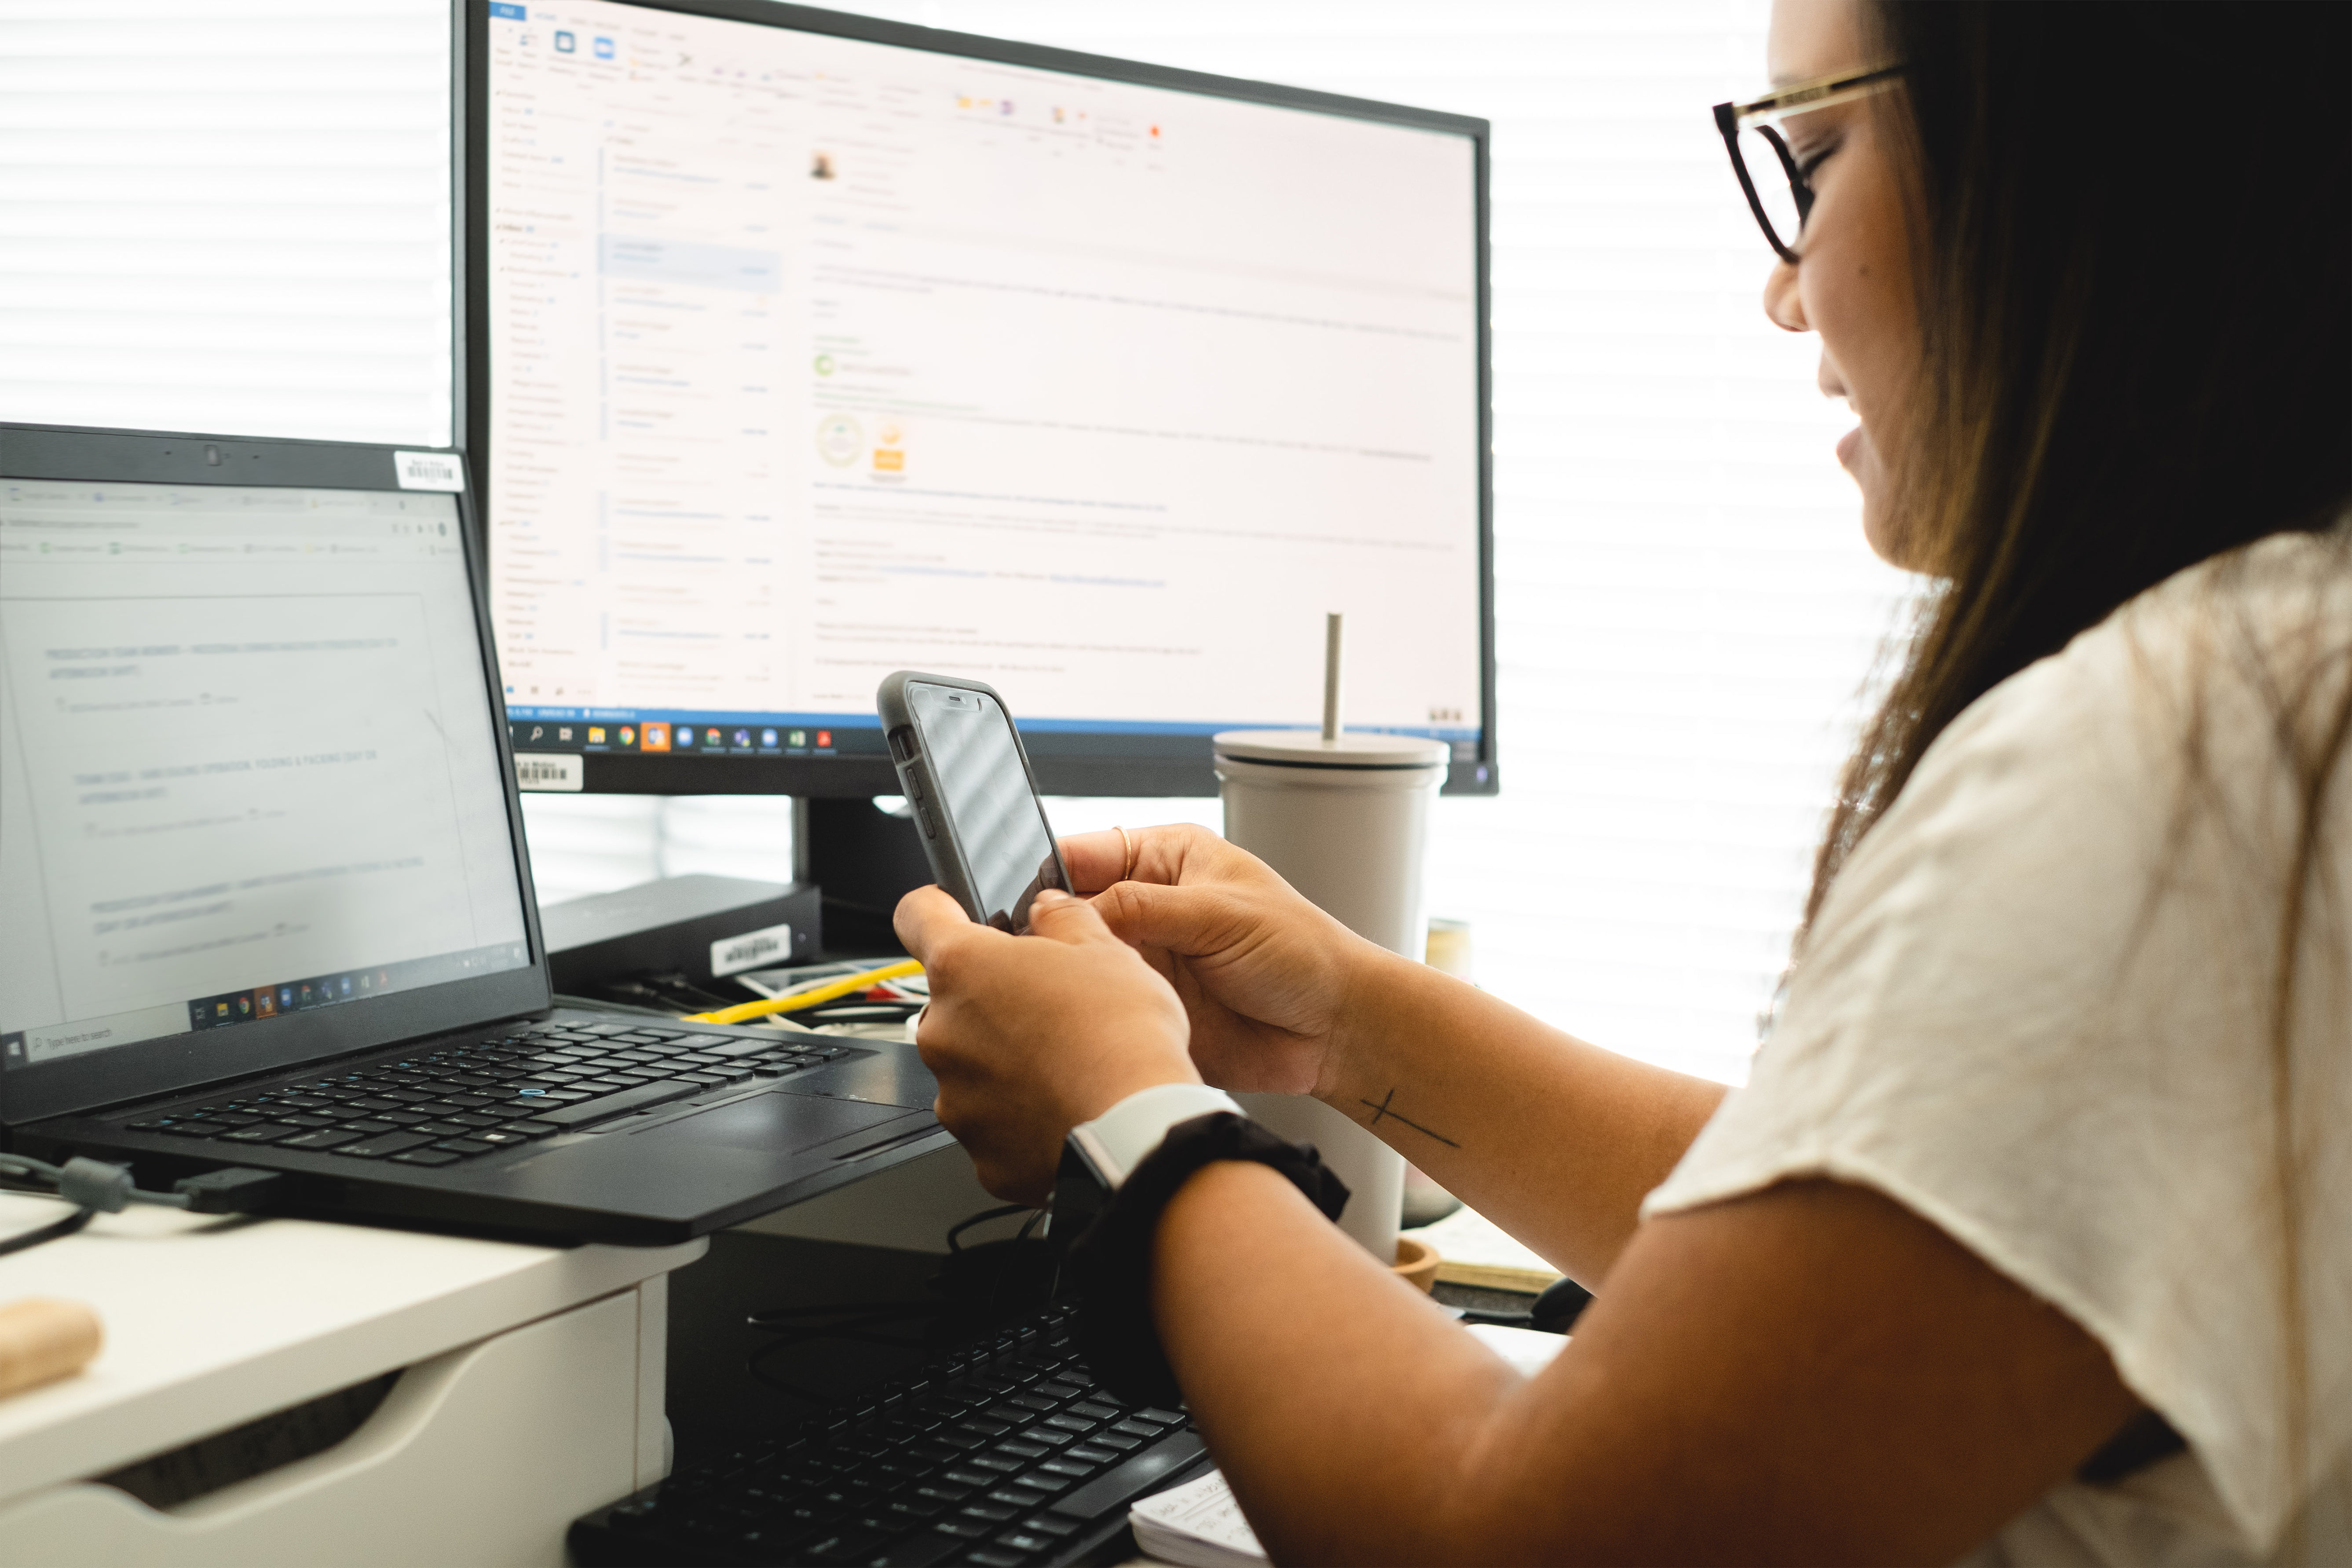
[907, 682, 1066, 932]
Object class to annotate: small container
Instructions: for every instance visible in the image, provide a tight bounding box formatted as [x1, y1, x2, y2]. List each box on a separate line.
[1392, 1235, 1442, 1294]
[1212, 730, 1449, 959]
[1216, 726, 1448, 1265]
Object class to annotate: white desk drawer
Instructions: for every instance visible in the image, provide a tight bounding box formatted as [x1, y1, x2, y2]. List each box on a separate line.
[0, 1286, 653, 1568]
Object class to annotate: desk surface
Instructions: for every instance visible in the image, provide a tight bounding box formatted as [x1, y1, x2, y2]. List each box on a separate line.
[0, 1194, 702, 1508]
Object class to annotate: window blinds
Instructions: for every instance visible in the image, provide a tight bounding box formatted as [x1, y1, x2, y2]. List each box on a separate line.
[0, 0, 455, 446]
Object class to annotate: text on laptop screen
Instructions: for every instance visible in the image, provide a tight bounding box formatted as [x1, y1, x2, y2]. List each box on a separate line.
[485, 0, 1483, 752]
[0, 481, 530, 1068]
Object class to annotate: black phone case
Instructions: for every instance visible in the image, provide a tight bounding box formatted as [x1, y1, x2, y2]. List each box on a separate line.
[875, 670, 1072, 931]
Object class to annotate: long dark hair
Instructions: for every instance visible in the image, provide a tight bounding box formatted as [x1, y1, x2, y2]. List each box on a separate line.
[1809, 0, 2351, 927]
[1814, 2, 2352, 1535]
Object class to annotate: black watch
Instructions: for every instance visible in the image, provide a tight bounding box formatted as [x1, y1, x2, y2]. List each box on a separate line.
[1056, 1111, 1350, 1407]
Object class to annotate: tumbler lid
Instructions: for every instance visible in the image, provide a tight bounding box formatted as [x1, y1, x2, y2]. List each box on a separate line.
[1211, 730, 1450, 769]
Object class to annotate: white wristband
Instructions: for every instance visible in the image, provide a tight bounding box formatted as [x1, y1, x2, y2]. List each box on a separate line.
[1069, 1082, 1244, 1188]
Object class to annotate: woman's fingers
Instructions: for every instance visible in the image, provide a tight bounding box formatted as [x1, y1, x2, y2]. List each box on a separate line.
[1058, 822, 1229, 893]
[1059, 830, 1131, 893]
[894, 883, 988, 966]
[1024, 888, 1125, 950]
[1091, 878, 1244, 956]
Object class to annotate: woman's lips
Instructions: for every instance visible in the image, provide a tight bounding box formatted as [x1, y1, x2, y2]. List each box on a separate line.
[1836, 423, 1864, 471]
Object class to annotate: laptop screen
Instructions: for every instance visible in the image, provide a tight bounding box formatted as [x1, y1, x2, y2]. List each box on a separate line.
[0, 478, 531, 1073]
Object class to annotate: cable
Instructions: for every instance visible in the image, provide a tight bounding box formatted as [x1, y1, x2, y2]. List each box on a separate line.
[0, 1152, 189, 1212]
[945, 1203, 1033, 1254]
[684, 960, 922, 1026]
[0, 1205, 95, 1258]
[0, 1155, 282, 1258]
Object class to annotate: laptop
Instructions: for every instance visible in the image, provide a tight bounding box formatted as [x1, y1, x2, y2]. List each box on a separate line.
[0, 425, 951, 1244]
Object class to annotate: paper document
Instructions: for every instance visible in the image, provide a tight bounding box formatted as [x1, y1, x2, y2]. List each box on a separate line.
[1130, 1469, 1267, 1568]
[1466, 1322, 1570, 1378]
[1405, 1202, 1559, 1287]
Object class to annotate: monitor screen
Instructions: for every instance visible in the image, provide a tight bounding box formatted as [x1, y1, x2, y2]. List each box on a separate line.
[476, 0, 1492, 795]
[0, 477, 531, 1072]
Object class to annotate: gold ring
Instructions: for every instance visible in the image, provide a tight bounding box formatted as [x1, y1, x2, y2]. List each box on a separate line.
[1114, 825, 1136, 882]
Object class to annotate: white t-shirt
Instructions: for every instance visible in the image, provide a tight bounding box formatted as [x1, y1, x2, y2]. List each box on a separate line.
[1644, 529, 2352, 1565]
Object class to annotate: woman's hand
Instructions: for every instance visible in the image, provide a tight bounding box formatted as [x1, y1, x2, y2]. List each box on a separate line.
[895, 885, 1197, 1203]
[1060, 824, 1390, 1097]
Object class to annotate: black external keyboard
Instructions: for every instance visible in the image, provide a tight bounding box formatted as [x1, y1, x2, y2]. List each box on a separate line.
[110, 1021, 854, 1166]
[572, 1301, 1211, 1568]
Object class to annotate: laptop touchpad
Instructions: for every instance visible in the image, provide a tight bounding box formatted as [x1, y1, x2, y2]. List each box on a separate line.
[660, 1090, 910, 1153]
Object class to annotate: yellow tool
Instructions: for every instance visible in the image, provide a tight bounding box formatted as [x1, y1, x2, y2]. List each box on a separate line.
[685, 960, 923, 1027]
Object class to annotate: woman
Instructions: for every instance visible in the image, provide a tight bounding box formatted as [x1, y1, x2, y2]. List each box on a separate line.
[894, 1, 2351, 1561]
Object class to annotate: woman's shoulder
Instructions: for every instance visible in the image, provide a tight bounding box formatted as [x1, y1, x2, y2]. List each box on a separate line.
[1658, 518, 2352, 1227]
[1897, 520, 2352, 846]
[1649, 523, 2352, 1557]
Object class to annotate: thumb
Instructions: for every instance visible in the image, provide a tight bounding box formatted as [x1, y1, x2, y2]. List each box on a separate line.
[895, 883, 979, 963]
[1025, 887, 1123, 949]
[1089, 878, 1241, 956]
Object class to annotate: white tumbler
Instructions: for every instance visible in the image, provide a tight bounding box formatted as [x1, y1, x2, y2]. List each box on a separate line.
[1213, 727, 1449, 1264]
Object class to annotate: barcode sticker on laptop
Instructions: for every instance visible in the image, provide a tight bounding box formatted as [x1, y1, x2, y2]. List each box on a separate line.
[514, 752, 583, 791]
[394, 450, 465, 491]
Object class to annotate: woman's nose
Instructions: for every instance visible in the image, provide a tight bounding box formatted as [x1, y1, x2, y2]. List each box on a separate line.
[1762, 258, 1807, 332]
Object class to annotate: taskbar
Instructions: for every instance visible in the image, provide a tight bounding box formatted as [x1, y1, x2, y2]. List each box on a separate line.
[506, 716, 875, 760]
[186, 941, 530, 1034]
[504, 710, 1479, 759]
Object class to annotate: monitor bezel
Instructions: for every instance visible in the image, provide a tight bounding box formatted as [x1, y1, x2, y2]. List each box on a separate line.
[463, 0, 1497, 799]
[0, 424, 552, 1127]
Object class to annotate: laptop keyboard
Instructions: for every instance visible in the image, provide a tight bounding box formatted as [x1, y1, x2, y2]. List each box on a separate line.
[113, 1022, 853, 1166]
[570, 1300, 1209, 1568]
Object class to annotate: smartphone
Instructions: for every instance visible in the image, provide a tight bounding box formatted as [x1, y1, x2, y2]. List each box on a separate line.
[876, 672, 1072, 934]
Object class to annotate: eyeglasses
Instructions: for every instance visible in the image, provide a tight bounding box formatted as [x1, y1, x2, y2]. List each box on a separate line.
[1713, 65, 1906, 264]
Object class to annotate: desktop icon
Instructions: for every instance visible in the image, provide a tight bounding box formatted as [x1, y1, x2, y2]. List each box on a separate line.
[379, 969, 391, 987]
[593, 36, 614, 58]
[789, 729, 805, 747]
[554, 28, 574, 51]
[558, 726, 573, 742]
[619, 726, 636, 747]
[280, 985, 294, 1008]
[732, 728, 752, 748]
[340, 976, 353, 996]
[816, 730, 832, 747]
[641, 722, 670, 751]
[235, 994, 252, 1018]
[215, 1000, 231, 1020]
[588, 725, 606, 744]
[816, 414, 863, 467]
[299, 983, 315, 1006]
[529, 724, 545, 742]
[254, 988, 277, 1018]
[761, 728, 778, 747]
[358, 972, 371, 991]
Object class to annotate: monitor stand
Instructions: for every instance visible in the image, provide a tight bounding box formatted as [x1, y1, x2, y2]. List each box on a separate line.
[794, 797, 932, 958]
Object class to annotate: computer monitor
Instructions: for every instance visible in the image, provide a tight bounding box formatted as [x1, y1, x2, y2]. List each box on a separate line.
[467, 0, 1493, 803]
